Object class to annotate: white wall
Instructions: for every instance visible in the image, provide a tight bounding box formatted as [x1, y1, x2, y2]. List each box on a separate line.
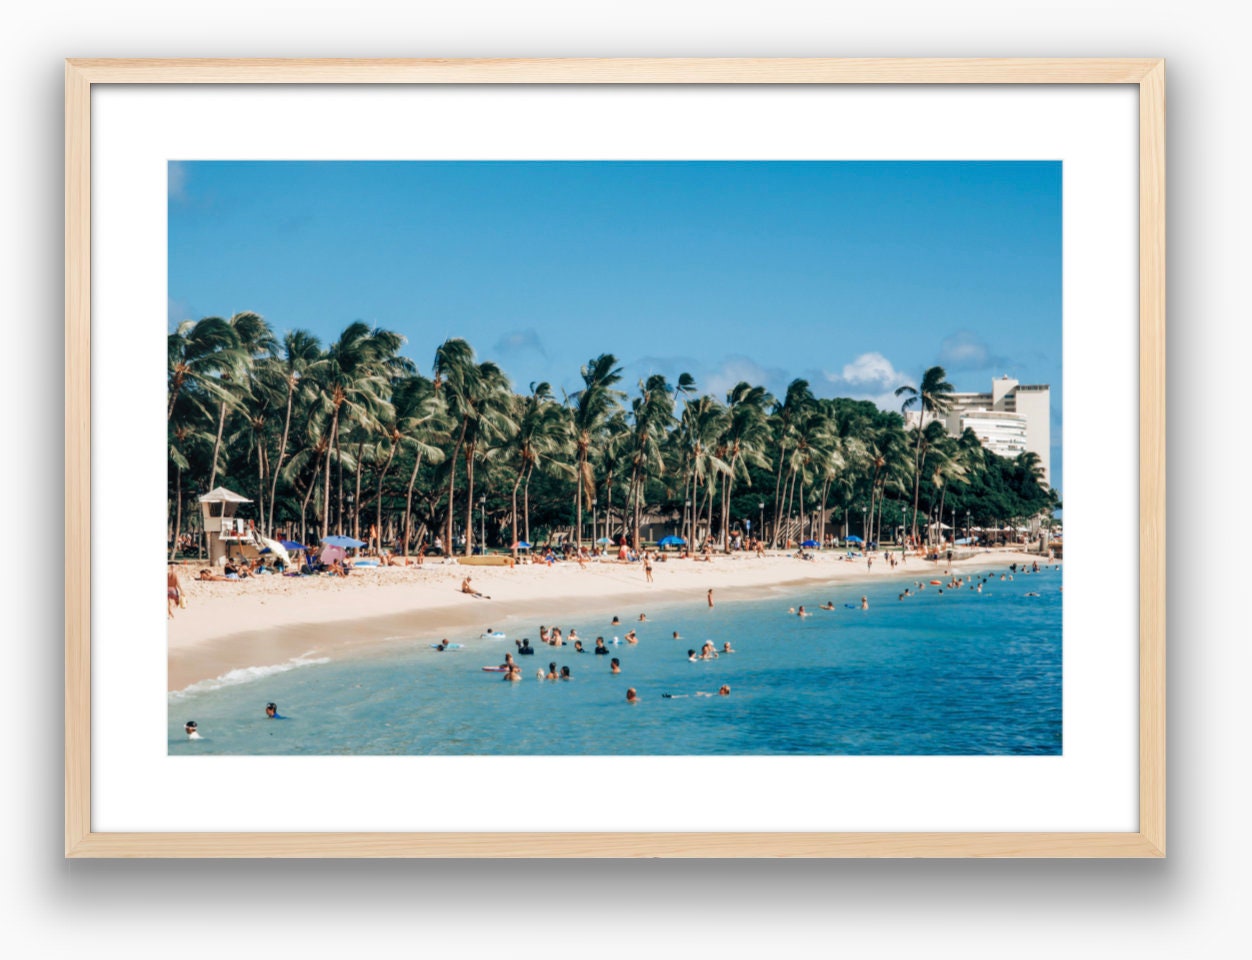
[1, 2, 1242, 957]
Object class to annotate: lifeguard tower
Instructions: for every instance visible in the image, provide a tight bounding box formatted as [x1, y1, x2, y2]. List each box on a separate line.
[198, 487, 258, 566]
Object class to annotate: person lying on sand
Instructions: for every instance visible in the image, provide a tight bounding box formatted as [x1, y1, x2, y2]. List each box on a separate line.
[195, 568, 238, 582]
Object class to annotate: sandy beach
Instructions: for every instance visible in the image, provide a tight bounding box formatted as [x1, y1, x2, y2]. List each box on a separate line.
[168, 549, 1050, 691]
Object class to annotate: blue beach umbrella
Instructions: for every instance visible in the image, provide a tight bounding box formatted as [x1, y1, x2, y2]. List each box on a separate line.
[656, 535, 687, 547]
[279, 540, 308, 551]
[845, 534, 863, 543]
[322, 535, 366, 549]
[801, 539, 819, 548]
[595, 537, 613, 545]
[512, 541, 532, 550]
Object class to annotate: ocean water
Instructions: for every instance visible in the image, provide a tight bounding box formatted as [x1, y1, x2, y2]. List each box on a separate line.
[169, 564, 1062, 756]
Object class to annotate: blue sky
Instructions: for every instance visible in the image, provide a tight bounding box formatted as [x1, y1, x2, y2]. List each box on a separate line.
[169, 160, 1062, 492]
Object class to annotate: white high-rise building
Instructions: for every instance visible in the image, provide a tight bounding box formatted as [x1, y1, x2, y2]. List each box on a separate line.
[906, 375, 1051, 485]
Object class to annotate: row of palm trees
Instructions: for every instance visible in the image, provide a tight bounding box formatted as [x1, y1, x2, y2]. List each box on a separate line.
[168, 313, 1055, 559]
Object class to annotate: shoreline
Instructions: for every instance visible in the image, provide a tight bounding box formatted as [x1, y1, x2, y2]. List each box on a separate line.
[168, 549, 1051, 692]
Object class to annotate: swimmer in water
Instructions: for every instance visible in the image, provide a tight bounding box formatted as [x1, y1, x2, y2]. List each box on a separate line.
[560, 666, 571, 680]
[718, 684, 731, 696]
[626, 688, 640, 703]
[265, 702, 284, 719]
[184, 721, 201, 740]
[504, 666, 522, 682]
[610, 657, 621, 674]
[625, 630, 638, 644]
[688, 649, 699, 662]
[546, 662, 558, 680]
[638, 613, 648, 622]
[820, 601, 835, 610]
[611, 616, 620, 626]
[574, 640, 585, 653]
[594, 636, 609, 655]
[536, 669, 545, 680]
[860, 596, 869, 610]
[435, 639, 449, 651]
[797, 605, 810, 617]
[672, 631, 681, 640]
[722, 642, 734, 654]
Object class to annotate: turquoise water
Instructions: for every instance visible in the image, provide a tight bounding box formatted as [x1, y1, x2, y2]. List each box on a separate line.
[169, 564, 1062, 756]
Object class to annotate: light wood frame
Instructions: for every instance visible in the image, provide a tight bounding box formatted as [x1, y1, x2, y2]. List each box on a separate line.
[65, 57, 1165, 858]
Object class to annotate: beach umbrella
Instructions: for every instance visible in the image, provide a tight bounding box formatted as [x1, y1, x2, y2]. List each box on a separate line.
[279, 539, 308, 551]
[512, 541, 532, 550]
[322, 535, 365, 549]
[595, 537, 612, 545]
[657, 535, 686, 547]
[845, 534, 863, 543]
[319, 544, 346, 565]
[801, 539, 819, 548]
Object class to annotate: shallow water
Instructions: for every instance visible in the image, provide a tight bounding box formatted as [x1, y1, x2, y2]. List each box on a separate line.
[169, 564, 1062, 756]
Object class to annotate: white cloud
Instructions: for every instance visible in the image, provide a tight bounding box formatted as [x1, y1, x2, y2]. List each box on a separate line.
[838, 352, 907, 387]
[821, 352, 914, 412]
[703, 356, 788, 400]
[938, 330, 1010, 372]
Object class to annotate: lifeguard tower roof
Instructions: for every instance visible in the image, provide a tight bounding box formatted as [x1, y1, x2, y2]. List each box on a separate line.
[198, 487, 252, 504]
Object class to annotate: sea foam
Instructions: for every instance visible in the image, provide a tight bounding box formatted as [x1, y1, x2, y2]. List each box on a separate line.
[170, 652, 331, 700]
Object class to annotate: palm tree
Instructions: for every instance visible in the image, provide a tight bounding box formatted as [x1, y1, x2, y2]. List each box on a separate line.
[433, 338, 514, 556]
[265, 329, 321, 535]
[768, 379, 814, 546]
[381, 375, 448, 558]
[204, 312, 276, 495]
[718, 382, 772, 549]
[311, 322, 403, 539]
[505, 383, 568, 556]
[167, 316, 244, 422]
[678, 395, 729, 546]
[895, 365, 955, 544]
[622, 374, 678, 550]
[568, 354, 624, 551]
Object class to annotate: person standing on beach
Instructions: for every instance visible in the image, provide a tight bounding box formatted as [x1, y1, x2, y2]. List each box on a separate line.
[644, 553, 654, 583]
[707, 588, 714, 608]
[167, 563, 183, 619]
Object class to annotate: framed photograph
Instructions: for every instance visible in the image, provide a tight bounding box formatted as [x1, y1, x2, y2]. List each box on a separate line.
[66, 58, 1165, 857]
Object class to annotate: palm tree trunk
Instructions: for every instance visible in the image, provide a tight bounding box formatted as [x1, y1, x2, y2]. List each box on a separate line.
[335, 424, 346, 536]
[523, 464, 533, 546]
[444, 419, 468, 553]
[170, 466, 182, 561]
[207, 400, 227, 493]
[511, 467, 524, 559]
[576, 448, 586, 551]
[320, 409, 340, 540]
[464, 445, 476, 556]
[268, 383, 295, 534]
[353, 441, 365, 541]
[375, 441, 397, 550]
[402, 452, 424, 559]
[770, 443, 788, 547]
